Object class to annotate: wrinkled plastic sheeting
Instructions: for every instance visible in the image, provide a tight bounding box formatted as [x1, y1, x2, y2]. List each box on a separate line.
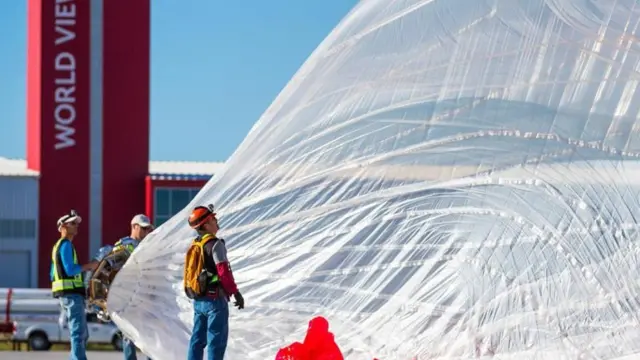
[109, 0, 640, 359]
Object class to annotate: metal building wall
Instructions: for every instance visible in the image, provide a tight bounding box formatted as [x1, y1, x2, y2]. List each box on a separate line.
[0, 176, 39, 288]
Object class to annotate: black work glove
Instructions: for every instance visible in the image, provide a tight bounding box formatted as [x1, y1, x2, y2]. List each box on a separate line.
[233, 291, 245, 310]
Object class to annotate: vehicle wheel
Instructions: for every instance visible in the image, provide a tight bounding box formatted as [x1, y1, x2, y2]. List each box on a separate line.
[112, 332, 123, 351]
[28, 332, 51, 351]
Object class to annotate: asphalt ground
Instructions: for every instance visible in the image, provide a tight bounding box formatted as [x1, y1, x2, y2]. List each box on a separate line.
[0, 351, 136, 359]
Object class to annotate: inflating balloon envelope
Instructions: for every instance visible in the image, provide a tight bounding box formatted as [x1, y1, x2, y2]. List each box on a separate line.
[107, 0, 640, 358]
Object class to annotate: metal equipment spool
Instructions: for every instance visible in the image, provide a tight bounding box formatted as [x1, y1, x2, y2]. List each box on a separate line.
[86, 246, 131, 322]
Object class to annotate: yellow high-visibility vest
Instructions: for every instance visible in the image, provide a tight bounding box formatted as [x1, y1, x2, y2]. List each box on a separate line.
[113, 238, 136, 254]
[51, 238, 85, 298]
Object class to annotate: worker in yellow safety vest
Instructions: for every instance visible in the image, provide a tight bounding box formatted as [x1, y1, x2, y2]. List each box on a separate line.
[50, 210, 99, 360]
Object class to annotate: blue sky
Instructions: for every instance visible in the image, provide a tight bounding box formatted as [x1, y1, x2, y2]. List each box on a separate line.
[0, 1, 357, 162]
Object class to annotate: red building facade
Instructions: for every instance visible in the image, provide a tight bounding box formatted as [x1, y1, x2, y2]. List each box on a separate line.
[27, 0, 152, 287]
[22, 0, 221, 287]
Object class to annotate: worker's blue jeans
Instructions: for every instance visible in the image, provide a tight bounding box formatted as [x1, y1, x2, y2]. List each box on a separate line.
[123, 337, 152, 360]
[59, 294, 89, 360]
[187, 296, 229, 360]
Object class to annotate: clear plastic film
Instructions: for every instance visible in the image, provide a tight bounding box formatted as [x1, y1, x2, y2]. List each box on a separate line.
[108, 0, 640, 359]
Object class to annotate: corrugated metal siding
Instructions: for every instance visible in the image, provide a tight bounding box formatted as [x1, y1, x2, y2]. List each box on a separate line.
[148, 160, 223, 176]
[0, 252, 31, 288]
[0, 176, 39, 288]
[0, 157, 224, 177]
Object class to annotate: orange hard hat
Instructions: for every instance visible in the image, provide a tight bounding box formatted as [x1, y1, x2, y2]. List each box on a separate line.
[188, 204, 216, 229]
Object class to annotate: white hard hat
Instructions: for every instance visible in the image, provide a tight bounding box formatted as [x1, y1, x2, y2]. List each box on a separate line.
[131, 214, 153, 228]
[57, 210, 82, 228]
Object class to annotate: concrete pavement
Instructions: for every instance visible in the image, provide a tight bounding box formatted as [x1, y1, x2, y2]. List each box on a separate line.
[0, 351, 131, 359]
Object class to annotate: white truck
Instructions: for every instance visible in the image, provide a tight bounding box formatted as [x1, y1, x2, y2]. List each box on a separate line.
[12, 312, 123, 351]
[1, 288, 123, 351]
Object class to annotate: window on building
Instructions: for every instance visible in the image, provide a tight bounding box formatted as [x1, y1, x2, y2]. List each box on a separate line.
[171, 189, 191, 215]
[154, 187, 201, 226]
[190, 188, 200, 199]
[0, 219, 37, 239]
[155, 189, 170, 217]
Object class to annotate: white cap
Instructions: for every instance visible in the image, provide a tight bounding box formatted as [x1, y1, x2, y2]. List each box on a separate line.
[131, 214, 153, 228]
[57, 210, 82, 228]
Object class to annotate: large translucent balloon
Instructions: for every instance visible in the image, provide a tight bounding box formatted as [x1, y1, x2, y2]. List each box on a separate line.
[108, 0, 640, 359]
